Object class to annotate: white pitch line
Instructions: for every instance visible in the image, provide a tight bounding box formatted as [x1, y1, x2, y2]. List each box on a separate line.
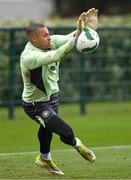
[0, 151, 38, 157]
[93, 144, 131, 150]
[0, 144, 131, 157]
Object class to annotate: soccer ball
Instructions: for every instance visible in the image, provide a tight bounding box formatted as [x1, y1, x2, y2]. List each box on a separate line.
[76, 27, 100, 53]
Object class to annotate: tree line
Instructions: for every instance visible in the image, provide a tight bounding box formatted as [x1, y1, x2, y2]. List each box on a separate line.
[54, 0, 131, 17]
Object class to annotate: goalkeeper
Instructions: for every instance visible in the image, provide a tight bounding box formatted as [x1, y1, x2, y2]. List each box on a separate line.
[20, 8, 98, 175]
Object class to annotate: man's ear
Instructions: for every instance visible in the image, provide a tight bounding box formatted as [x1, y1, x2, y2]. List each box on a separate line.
[31, 34, 36, 43]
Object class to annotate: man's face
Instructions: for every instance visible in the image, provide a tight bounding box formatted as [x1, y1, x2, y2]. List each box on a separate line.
[31, 27, 51, 50]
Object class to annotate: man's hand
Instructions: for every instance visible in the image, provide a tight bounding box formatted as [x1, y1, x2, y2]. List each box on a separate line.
[76, 12, 86, 35]
[86, 8, 98, 30]
[77, 8, 98, 34]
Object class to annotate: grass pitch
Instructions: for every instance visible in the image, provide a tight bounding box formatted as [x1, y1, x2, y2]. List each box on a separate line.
[0, 101, 131, 179]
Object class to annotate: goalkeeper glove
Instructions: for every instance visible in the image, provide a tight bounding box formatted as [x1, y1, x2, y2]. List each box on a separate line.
[77, 8, 99, 32]
[76, 12, 87, 35]
[86, 8, 98, 30]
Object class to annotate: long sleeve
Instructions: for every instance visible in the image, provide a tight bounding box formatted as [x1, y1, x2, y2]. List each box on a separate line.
[21, 36, 76, 70]
[51, 31, 76, 49]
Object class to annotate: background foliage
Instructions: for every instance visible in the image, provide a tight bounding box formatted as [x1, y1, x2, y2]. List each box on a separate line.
[0, 27, 131, 106]
[54, 0, 131, 16]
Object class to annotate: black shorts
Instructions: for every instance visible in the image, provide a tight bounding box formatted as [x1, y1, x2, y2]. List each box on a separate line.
[22, 93, 59, 126]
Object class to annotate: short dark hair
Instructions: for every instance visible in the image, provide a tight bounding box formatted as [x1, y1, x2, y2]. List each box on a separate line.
[26, 23, 46, 36]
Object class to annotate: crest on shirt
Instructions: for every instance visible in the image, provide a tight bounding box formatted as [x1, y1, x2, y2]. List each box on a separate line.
[50, 66, 56, 71]
[42, 110, 50, 119]
[49, 63, 58, 71]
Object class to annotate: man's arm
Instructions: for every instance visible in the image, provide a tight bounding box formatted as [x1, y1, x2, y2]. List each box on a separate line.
[51, 31, 77, 49]
[21, 36, 77, 70]
[51, 8, 98, 50]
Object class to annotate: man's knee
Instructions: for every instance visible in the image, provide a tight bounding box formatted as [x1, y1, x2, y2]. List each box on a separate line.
[45, 115, 76, 146]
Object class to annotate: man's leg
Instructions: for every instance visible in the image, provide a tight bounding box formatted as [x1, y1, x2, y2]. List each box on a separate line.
[38, 125, 53, 155]
[35, 124, 64, 175]
[22, 102, 64, 175]
[46, 115, 76, 146]
[46, 115, 96, 162]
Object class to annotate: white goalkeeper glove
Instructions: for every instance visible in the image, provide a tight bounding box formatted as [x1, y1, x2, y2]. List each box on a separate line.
[86, 8, 98, 30]
[76, 12, 86, 35]
[76, 8, 99, 33]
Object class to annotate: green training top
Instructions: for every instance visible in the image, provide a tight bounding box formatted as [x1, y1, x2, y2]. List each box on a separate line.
[20, 31, 76, 102]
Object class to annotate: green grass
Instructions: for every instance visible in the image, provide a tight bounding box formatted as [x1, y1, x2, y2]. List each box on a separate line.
[0, 147, 131, 179]
[0, 101, 131, 179]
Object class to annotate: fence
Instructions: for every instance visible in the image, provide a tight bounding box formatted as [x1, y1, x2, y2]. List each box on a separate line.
[0, 27, 131, 118]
